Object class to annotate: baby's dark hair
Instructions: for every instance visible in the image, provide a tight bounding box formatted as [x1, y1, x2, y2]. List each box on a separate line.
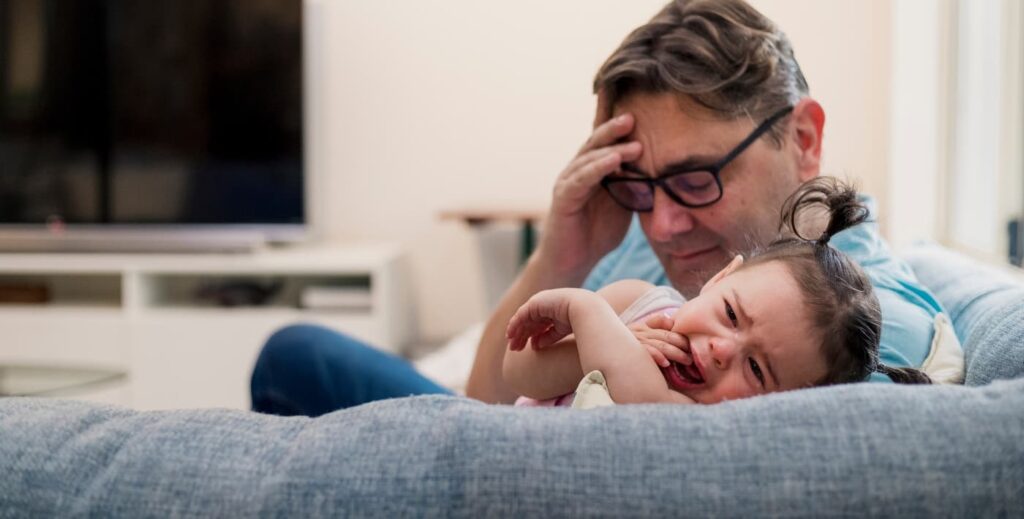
[744, 177, 931, 385]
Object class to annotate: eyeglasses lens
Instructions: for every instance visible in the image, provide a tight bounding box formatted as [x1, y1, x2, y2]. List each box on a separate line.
[664, 171, 719, 206]
[606, 170, 720, 210]
[606, 181, 654, 211]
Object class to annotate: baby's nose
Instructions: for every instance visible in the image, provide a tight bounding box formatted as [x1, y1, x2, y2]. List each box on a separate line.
[708, 338, 738, 368]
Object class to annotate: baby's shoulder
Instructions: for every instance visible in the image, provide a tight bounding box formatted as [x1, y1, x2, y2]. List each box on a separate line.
[594, 279, 659, 314]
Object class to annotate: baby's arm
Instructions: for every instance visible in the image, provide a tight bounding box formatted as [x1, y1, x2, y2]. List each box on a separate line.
[505, 287, 694, 405]
[502, 280, 653, 399]
[556, 291, 694, 404]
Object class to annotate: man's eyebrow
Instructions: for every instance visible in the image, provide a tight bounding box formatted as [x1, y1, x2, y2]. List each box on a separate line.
[619, 155, 723, 178]
[734, 289, 780, 389]
[619, 162, 649, 177]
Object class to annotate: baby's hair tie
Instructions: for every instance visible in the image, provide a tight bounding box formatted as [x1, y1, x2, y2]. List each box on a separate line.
[816, 232, 830, 247]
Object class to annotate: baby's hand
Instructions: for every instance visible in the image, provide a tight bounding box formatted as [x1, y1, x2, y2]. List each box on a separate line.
[629, 314, 692, 368]
[506, 288, 590, 351]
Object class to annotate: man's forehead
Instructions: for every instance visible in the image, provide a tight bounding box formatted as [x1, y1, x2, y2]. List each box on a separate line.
[612, 94, 751, 165]
[611, 92, 730, 126]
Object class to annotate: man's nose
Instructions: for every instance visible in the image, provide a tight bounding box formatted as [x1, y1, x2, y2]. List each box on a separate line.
[647, 188, 696, 242]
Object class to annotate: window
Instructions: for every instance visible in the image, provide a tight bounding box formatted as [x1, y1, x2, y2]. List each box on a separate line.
[947, 0, 1024, 266]
[889, 0, 1023, 267]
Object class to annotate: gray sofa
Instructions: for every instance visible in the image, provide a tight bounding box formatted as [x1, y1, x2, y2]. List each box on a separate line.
[2, 244, 1022, 517]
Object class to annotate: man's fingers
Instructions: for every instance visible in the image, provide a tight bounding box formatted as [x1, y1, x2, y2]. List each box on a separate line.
[579, 112, 635, 154]
[569, 141, 643, 176]
[560, 141, 642, 197]
[593, 88, 613, 129]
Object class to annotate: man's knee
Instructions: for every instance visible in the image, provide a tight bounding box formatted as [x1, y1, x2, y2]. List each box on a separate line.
[254, 323, 377, 376]
[257, 324, 335, 371]
[251, 324, 341, 414]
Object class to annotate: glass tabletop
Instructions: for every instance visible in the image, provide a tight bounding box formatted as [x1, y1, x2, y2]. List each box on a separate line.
[0, 364, 126, 397]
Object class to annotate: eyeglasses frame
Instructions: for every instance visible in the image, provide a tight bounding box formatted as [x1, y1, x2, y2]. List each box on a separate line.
[600, 106, 795, 212]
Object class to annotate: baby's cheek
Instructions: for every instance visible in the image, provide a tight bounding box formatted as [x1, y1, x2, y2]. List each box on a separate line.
[714, 375, 758, 402]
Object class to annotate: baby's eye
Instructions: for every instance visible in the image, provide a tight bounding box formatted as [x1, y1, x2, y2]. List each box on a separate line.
[749, 358, 766, 388]
[724, 300, 738, 327]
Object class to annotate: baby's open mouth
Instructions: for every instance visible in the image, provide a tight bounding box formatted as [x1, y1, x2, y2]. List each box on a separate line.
[663, 360, 705, 391]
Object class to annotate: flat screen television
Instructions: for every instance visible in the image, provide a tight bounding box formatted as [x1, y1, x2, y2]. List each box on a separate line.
[0, 0, 305, 252]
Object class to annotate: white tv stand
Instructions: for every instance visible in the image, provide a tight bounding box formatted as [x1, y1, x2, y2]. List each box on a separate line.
[0, 228, 271, 254]
[0, 244, 414, 410]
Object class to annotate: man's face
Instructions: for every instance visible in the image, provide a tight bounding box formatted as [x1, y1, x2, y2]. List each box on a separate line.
[612, 93, 812, 297]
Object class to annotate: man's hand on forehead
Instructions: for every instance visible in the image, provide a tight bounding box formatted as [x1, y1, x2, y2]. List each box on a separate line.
[593, 88, 614, 129]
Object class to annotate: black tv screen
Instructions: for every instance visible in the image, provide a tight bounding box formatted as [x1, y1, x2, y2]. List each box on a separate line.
[0, 0, 304, 227]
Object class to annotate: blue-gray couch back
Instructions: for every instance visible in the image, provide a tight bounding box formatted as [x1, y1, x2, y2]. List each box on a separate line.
[1, 244, 1022, 518]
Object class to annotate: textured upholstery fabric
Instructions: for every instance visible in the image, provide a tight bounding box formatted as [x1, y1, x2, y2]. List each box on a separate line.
[0, 245, 1022, 517]
[903, 244, 1024, 385]
[2, 383, 1022, 517]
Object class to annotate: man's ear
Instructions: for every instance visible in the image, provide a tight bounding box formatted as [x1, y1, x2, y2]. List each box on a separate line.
[789, 98, 825, 183]
[700, 255, 744, 294]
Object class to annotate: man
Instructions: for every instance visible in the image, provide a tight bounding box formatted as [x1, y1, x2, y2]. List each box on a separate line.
[251, 0, 944, 414]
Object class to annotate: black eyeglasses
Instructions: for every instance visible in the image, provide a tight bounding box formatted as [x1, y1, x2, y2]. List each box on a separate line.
[600, 106, 794, 212]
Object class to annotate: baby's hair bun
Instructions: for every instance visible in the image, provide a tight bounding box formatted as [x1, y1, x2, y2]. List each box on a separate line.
[782, 177, 869, 246]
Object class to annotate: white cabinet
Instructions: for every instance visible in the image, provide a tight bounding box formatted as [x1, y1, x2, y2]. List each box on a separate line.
[0, 244, 414, 410]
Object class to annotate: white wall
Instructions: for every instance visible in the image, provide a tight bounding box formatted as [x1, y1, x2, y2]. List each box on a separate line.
[887, 0, 1024, 259]
[947, 0, 1023, 260]
[309, 0, 893, 342]
[888, 0, 949, 249]
[755, 0, 892, 218]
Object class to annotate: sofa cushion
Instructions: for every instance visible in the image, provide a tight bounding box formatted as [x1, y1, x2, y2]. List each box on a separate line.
[2, 379, 1023, 517]
[902, 244, 1024, 385]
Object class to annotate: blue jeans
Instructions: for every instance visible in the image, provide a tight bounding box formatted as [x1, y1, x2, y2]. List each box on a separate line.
[250, 324, 454, 417]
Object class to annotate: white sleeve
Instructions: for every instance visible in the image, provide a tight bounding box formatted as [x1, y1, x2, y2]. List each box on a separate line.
[618, 286, 686, 325]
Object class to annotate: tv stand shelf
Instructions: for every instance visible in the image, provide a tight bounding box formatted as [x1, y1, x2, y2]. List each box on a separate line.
[0, 244, 414, 410]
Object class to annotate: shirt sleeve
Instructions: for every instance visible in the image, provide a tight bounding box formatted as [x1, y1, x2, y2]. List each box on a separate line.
[583, 216, 668, 291]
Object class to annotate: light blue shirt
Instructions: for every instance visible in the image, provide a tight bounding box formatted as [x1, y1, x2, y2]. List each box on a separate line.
[582, 197, 939, 383]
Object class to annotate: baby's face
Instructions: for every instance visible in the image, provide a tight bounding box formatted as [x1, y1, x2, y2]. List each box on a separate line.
[665, 261, 828, 404]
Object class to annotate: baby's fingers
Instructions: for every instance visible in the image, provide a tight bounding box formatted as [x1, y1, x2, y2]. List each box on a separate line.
[659, 343, 693, 366]
[531, 322, 571, 350]
[644, 314, 675, 331]
[506, 310, 547, 351]
[645, 344, 670, 368]
[633, 327, 687, 348]
[645, 340, 691, 368]
[506, 325, 529, 351]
